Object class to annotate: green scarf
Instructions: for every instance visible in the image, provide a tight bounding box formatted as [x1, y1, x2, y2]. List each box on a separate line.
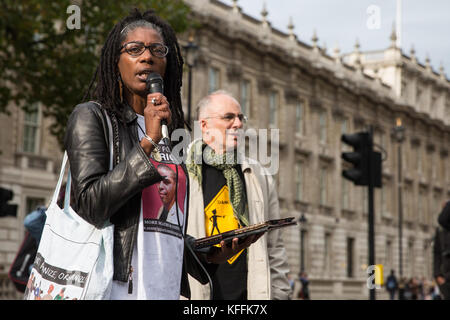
[187, 140, 249, 227]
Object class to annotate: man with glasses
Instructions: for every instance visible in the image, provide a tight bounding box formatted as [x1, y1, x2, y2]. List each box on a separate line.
[185, 90, 292, 300]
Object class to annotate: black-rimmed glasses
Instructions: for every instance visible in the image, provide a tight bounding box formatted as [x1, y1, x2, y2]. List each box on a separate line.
[120, 41, 169, 58]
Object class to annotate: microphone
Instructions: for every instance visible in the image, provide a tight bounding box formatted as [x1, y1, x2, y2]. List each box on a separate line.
[146, 72, 170, 145]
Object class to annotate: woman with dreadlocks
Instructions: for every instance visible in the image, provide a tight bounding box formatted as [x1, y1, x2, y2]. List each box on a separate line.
[64, 9, 246, 300]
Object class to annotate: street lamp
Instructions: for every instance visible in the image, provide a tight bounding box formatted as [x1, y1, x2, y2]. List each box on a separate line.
[182, 33, 198, 125]
[393, 117, 405, 279]
[299, 213, 307, 273]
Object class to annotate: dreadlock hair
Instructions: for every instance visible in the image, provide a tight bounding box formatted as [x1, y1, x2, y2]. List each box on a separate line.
[83, 8, 186, 132]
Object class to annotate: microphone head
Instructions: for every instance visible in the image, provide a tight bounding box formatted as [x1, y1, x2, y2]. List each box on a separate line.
[146, 72, 164, 94]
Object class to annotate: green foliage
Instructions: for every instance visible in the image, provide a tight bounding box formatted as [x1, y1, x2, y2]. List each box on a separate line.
[0, 0, 192, 148]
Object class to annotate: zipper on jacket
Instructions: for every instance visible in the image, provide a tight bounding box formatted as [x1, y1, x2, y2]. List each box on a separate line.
[128, 266, 133, 294]
[126, 209, 139, 295]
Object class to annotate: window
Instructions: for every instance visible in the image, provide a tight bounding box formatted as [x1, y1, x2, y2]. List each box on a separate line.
[295, 161, 303, 201]
[361, 187, 368, 214]
[431, 152, 437, 180]
[340, 119, 349, 152]
[440, 155, 447, 185]
[295, 101, 304, 135]
[424, 241, 432, 278]
[419, 188, 429, 224]
[240, 79, 251, 117]
[319, 166, 328, 205]
[379, 185, 387, 216]
[341, 178, 349, 210]
[427, 152, 433, 180]
[407, 241, 415, 277]
[432, 192, 442, 224]
[319, 110, 327, 143]
[324, 232, 332, 275]
[269, 91, 279, 127]
[346, 237, 355, 278]
[386, 240, 393, 269]
[402, 142, 408, 172]
[447, 158, 450, 186]
[417, 146, 422, 174]
[417, 189, 423, 223]
[23, 103, 41, 153]
[208, 67, 220, 93]
[26, 197, 45, 215]
[386, 183, 392, 215]
[404, 184, 412, 220]
[379, 131, 386, 150]
[299, 229, 308, 272]
[379, 131, 389, 167]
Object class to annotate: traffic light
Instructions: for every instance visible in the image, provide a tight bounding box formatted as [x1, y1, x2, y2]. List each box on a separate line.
[0, 187, 18, 217]
[341, 132, 382, 188]
[341, 132, 370, 186]
[370, 151, 382, 188]
[342, 128, 382, 300]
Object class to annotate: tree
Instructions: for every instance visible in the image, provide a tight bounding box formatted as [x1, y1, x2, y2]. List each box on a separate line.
[0, 0, 192, 147]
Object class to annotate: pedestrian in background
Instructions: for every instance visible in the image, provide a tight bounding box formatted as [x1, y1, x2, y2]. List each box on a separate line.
[398, 277, 406, 300]
[418, 276, 425, 300]
[409, 277, 419, 300]
[298, 272, 310, 300]
[385, 269, 398, 300]
[287, 274, 295, 294]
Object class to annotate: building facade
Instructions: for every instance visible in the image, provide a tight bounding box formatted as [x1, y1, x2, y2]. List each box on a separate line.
[180, 0, 450, 299]
[0, 101, 62, 298]
[0, 0, 449, 299]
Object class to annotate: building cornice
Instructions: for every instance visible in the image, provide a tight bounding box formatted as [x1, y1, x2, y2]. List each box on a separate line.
[184, 0, 450, 134]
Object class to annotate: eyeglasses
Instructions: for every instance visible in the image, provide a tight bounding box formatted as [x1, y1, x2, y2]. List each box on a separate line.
[120, 41, 169, 58]
[205, 113, 248, 123]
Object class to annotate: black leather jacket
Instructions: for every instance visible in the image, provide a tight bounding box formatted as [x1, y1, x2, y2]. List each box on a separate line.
[64, 101, 206, 298]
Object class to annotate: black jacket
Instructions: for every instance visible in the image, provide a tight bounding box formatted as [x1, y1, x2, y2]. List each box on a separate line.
[64, 101, 207, 298]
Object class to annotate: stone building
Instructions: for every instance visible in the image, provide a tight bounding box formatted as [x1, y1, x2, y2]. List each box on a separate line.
[180, 0, 450, 299]
[0, 101, 61, 298]
[0, 0, 449, 299]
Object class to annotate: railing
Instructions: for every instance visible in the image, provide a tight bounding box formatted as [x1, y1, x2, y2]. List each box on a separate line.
[14, 152, 55, 173]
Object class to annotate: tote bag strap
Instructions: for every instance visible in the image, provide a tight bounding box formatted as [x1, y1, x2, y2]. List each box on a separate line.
[63, 102, 115, 212]
[50, 151, 69, 206]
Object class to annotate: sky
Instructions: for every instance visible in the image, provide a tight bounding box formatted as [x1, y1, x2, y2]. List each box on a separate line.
[220, 0, 450, 78]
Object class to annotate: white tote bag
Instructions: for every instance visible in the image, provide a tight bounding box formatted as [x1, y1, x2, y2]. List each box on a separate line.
[25, 108, 115, 300]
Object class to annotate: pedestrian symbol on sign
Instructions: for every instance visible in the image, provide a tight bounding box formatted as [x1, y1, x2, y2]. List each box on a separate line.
[366, 264, 384, 290]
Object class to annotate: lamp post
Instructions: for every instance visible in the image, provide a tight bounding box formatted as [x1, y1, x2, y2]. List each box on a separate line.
[299, 213, 307, 273]
[393, 117, 405, 279]
[182, 33, 198, 125]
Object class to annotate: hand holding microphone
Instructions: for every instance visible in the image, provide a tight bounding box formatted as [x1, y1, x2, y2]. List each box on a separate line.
[141, 72, 171, 153]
